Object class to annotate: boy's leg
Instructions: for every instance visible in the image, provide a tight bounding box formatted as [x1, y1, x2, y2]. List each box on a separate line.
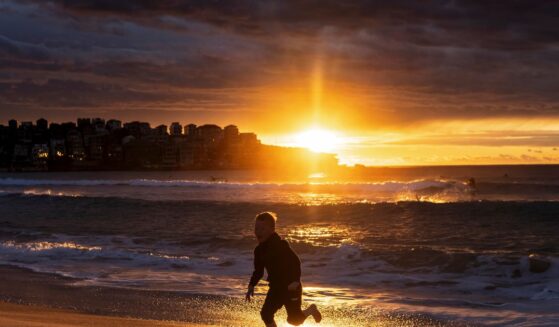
[285, 284, 322, 325]
[261, 288, 283, 327]
[284, 283, 307, 326]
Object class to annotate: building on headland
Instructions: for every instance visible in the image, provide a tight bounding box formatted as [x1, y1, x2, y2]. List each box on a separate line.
[49, 138, 66, 160]
[170, 122, 182, 136]
[8, 119, 17, 130]
[123, 121, 151, 139]
[184, 124, 197, 138]
[0, 118, 339, 172]
[66, 129, 86, 162]
[224, 125, 239, 142]
[106, 119, 122, 131]
[198, 124, 223, 146]
[92, 118, 106, 133]
[154, 124, 168, 136]
[36, 118, 48, 131]
[31, 144, 49, 170]
[161, 142, 179, 169]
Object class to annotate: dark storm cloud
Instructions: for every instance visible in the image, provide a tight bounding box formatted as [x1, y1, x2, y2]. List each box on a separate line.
[0, 35, 51, 61]
[22, 0, 559, 48]
[0, 78, 168, 107]
[1, 0, 559, 127]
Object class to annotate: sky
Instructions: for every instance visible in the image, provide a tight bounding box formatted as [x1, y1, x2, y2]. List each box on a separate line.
[0, 0, 558, 166]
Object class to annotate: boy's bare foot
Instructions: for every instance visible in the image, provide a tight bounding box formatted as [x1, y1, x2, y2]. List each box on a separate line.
[308, 304, 322, 323]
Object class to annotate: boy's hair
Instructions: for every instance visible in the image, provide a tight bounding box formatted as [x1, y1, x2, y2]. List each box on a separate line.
[255, 211, 277, 229]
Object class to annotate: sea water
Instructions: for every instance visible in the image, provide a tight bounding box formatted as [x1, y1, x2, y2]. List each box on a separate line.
[0, 167, 557, 326]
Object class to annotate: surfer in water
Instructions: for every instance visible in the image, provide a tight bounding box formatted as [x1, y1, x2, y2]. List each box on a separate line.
[245, 212, 322, 326]
[467, 177, 477, 199]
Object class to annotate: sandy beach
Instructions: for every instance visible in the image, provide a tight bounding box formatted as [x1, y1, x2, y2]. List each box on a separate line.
[0, 301, 211, 327]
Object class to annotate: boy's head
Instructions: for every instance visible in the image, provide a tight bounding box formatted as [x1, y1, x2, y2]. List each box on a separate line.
[254, 211, 277, 243]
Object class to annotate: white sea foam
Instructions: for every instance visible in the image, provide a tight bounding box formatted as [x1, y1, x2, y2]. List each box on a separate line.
[0, 177, 457, 191]
[0, 177, 475, 204]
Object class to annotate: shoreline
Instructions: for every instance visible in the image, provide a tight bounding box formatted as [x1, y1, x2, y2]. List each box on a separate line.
[0, 265, 464, 326]
[0, 265, 257, 326]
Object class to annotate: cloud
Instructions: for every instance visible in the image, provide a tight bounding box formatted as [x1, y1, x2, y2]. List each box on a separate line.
[0, 76, 260, 112]
[0, 78, 168, 107]
[0, 34, 51, 61]
[388, 131, 559, 147]
[0, 0, 558, 129]
[17, 1, 559, 47]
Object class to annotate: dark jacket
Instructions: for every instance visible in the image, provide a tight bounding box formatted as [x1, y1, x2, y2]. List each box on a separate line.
[248, 232, 301, 288]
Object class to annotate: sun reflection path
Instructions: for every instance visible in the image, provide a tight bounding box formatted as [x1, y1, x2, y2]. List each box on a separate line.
[295, 192, 344, 206]
[286, 225, 354, 248]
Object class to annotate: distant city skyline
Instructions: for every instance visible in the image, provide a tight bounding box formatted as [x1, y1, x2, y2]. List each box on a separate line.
[0, 116, 338, 172]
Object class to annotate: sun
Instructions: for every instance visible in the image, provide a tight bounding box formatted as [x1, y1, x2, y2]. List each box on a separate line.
[294, 129, 340, 153]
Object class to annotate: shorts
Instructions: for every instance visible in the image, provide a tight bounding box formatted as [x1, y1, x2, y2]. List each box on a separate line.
[260, 283, 304, 326]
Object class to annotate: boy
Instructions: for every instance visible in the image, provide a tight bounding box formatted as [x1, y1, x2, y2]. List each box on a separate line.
[245, 212, 322, 326]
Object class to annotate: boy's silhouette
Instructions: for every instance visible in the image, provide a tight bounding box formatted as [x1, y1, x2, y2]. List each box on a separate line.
[246, 212, 322, 326]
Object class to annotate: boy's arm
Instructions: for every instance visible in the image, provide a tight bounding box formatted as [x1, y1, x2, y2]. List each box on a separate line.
[248, 247, 264, 287]
[246, 247, 263, 301]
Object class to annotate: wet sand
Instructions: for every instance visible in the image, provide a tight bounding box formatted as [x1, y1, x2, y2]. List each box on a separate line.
[0, 265, 465, 326]
[0, 301, 211, 327]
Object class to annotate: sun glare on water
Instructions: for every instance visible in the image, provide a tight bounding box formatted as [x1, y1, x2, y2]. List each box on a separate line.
[294, 129, 340, 153]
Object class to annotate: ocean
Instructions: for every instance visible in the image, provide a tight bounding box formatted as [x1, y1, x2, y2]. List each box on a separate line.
[0, 166, 558, 326]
